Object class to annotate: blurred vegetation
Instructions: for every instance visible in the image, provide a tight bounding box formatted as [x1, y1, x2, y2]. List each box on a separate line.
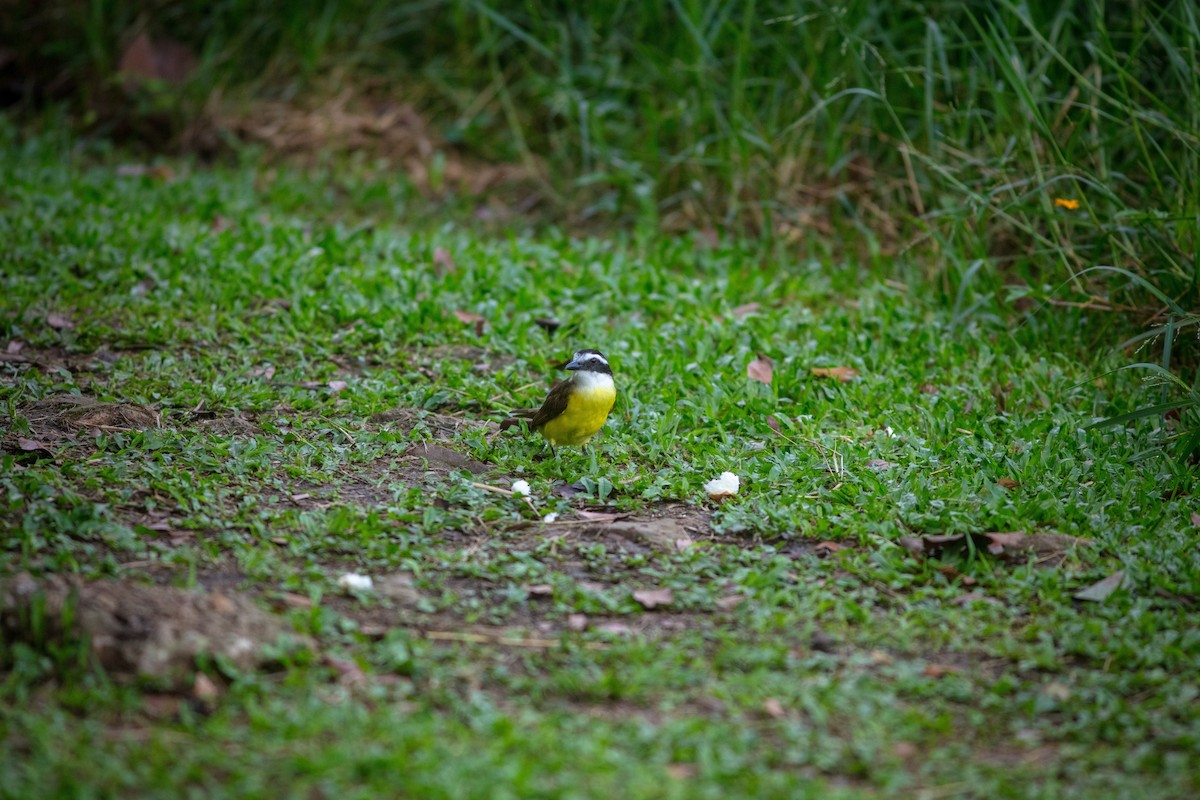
[4, 1, 1199, 440]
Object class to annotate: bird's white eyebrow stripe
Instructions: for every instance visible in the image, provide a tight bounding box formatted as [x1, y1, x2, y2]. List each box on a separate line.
[576, 352, 608, 365]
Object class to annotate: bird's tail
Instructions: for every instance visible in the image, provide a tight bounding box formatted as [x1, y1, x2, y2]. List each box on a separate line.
[499, 409, 537, 432]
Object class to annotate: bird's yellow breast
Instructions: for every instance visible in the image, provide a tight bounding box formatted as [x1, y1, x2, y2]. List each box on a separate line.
[538, 384, 615, 446]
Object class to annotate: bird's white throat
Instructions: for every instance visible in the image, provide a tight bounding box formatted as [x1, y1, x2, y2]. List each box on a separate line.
[573, 370, 615, 391]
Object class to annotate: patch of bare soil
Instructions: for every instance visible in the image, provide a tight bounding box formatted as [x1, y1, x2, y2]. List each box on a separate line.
[5, 393, 159, 456]
[368, 407, 498, 440]
[0, 573, 311, 687]
[214, 87, 538, 200]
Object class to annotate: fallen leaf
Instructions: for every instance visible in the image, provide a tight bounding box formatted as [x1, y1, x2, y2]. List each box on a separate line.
[951, 591, 997, 607]
[762, 698, 786, 719]
[6, 340, 24, 354]
[575, 509, 628, 522]
[997, 477, 1021, 490]
[869, 649, 893, 666]
[17, 437, 49, 453]
[1191, 511, 1200, 527]
[526, 583, 554, 598]
[534, 317, 562, 334]
[453, 309, 485, 325]
[865, 459, 895, 471]
[47, 313, 74, 330]
[192, 673, 220, 702]
[632, 588, 674, 609]
[595, 621, 633, 636]
[567, 613, 589, 632]
[1074, 570, 1126, 603]
[210, 215, 234, 233]
[766, 414, 781, 432]
[715, 594, 744, 611]
[433, 246, 455, 274]
[1042, 681, 1072, 701]
[452, 309, 486, 337]
[811, 366, 858, 383]
[814, 541, 846, 555]
[892, 741, 918, 759]
[249, 365, 275, 380]
[278, 592, 312, 609]
[922, 663, 958, 679]
[666, 763, 697, 780]
[324, 655, 367, 686]
[731, 302, 761, 318]
[118, 31, 198, 85]
[290, 493, 311, 502]
[747, 353, 773, 384]
[327, 380, 348, 392]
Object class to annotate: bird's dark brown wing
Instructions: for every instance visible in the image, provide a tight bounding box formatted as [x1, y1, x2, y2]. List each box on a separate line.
[528, 380, 572, 430]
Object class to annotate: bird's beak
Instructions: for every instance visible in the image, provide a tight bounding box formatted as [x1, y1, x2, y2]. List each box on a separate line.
[564, 358, 582, 371]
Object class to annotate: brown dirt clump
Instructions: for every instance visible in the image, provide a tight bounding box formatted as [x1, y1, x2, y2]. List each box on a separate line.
[19, 393, 159, 439]
[0, 573, 312, 686]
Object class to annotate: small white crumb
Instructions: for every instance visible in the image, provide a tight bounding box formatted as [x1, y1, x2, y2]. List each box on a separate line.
[511, 480, 532, 497]
[542, 512, 559, 523]
[337, 573, 373, 592]
[884, 426, 896, 438]
[703, 471, 740, 501]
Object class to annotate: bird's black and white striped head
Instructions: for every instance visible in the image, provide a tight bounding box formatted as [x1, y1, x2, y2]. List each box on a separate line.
[565, 349, 612, 376]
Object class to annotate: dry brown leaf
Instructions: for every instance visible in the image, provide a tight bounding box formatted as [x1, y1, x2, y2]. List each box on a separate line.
[922, 663, 958, 679]
[666, 763, 697, 780]
[192, 673, 220, 702]
[118, 32, 198, 85]
[324, 655, 367, 687]
[1074, 571, 1126, 603]
[632, 587, 674, 609]
[327, 380, 348, 392]
[951, 591, 996, 607]
[731, 302, 761, 318]
[869, 649, 893, 666]
[1191, 511, 1200, 527]
[567, 613, 589, 632]
[814, 541, 846, 555]
[919, 383, 939, 395]
[715, 594, 744, 611]
[766, 415, 781, 432]
[997, 477, 1021, 490]
[762, 698, 786, 719]
[575, 509, 629, 522]
[211, 215, 235, 234]
[433, 246, 455, 274]
[278, 592, 312, 609]
[452, 309, 486, 337]
[892, 741, 919, 760]
[811, 366, 858, 383]
[17, 437, 49, 453]
[6, 340, 24, 354]
[747, 353, 773, 384]
[249, 365, 275, 380]
[46, 313, 75, 330]
[866, 459, 895, 471]
[453, 309, 485, 325]
[595, 621, 633, 635]
[526, 584, 554, 598]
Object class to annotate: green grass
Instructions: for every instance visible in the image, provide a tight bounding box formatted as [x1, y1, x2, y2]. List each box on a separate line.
[1, 126, 1198, 797]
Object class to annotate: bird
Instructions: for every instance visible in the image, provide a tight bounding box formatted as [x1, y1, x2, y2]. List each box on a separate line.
[507, 349, 616, 455]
